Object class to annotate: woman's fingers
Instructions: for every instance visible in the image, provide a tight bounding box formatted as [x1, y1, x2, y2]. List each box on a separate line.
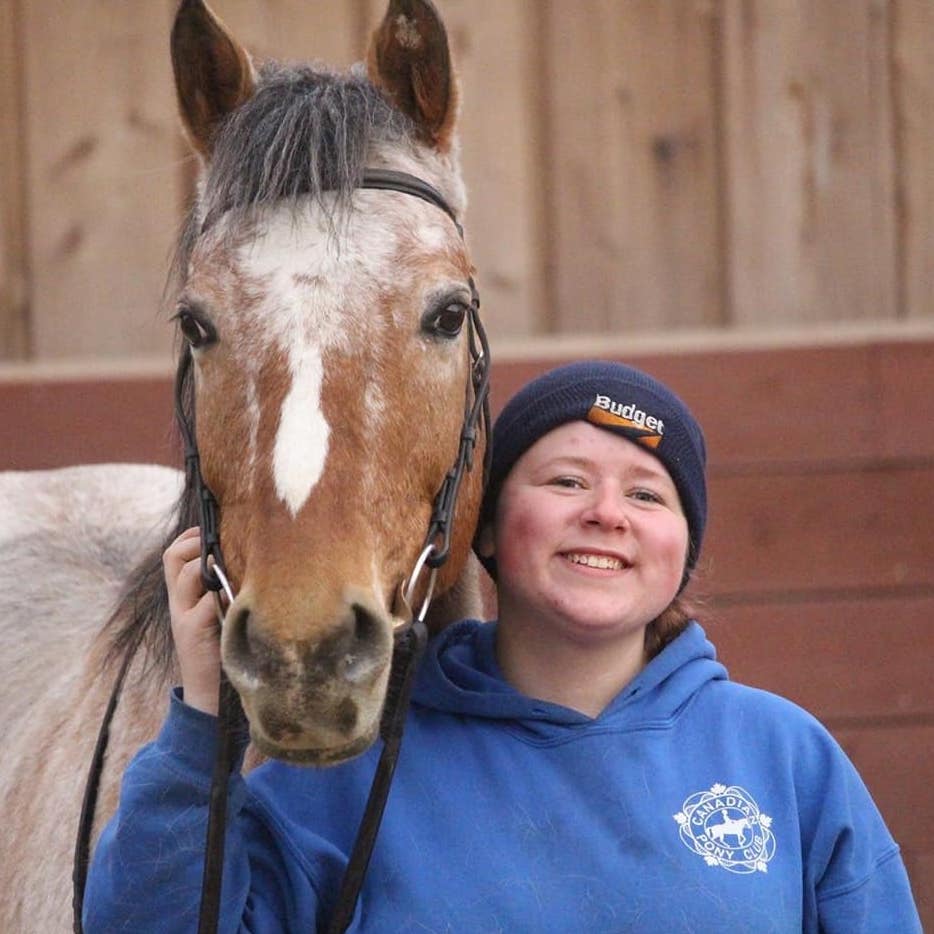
[163, 527, 222, 714]
[163, 526, 201, 577]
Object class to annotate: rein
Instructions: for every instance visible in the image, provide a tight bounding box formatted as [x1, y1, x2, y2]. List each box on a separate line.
[72, 168, 490, 934]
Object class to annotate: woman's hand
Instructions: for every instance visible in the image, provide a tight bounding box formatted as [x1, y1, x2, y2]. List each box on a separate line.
[164, 526, 221, 715]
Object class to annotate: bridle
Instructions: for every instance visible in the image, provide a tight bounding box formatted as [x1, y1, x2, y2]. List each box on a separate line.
[72, 168, 491, 934]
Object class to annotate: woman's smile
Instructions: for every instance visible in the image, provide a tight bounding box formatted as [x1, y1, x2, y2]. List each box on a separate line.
[560, 550, 631, 572]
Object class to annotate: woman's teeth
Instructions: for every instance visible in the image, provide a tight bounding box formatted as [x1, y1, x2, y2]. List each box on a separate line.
[565, 553, 625, 570]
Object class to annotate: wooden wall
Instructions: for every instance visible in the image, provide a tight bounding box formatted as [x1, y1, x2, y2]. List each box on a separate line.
[1, 0, 932, 924]
[1, 335, 932, 925]
[3, 0, 934, 361]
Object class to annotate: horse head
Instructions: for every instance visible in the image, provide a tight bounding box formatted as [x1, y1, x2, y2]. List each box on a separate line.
[169, 0, 486, 765]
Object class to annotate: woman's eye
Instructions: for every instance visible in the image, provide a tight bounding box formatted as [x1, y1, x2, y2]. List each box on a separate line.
[174, 307, 217, 349]
[551, 476, 585, 489]
[630, 488, 663, 504]
[422, 302, 467, 339]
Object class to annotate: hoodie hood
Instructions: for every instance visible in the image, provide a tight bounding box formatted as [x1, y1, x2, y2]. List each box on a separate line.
[412, 620, 728, 735]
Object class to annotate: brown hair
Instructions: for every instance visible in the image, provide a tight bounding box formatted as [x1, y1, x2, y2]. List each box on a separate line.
[644, 590, 705, 660]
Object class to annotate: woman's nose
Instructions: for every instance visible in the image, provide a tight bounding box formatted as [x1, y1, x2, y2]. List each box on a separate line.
[581, 485, 630, 529]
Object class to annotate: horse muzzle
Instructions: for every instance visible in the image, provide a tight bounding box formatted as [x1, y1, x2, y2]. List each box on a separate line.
[220, 595, 394, 764]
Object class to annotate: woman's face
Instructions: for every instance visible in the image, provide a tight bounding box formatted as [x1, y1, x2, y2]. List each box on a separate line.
[488, 421, 689, 648]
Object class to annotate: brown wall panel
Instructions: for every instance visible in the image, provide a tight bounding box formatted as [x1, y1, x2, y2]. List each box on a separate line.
[0, 377, 176, 471]
[705, 465, 934, 596]
[833, 724, 934, 852]
[905, 851, 933, 933]
[488, 340, 934, 467]
[708, 595, 934, 722]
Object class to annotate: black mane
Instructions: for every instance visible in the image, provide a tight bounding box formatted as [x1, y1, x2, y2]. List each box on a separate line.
[107, 61, 414, 676]
[177, 62, 414, 277]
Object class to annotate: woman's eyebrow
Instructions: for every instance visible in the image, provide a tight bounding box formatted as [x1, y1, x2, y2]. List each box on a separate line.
[536, 455, 595, 471]
[536, 455, 669, 482]
[626, 463, 671, 482]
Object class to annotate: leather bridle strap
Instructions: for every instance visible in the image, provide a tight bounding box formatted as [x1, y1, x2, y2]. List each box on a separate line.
[357, 168, 466, 237]
[72, 646, 136, 932]
[325, 620, 428, 934]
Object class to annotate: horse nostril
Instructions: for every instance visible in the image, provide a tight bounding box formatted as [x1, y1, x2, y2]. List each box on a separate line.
[224, 605, 262, 678]
[340, 604, 388, 682]
[353, 603, 379, 647]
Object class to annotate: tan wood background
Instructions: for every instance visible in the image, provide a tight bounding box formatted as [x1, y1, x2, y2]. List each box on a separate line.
[3, 0, 934, 359]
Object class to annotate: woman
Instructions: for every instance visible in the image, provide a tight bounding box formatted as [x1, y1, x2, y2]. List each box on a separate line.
[85, 360, 922, 932]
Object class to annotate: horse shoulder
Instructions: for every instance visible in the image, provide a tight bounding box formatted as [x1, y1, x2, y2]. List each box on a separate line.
[0, 463, 182, 932]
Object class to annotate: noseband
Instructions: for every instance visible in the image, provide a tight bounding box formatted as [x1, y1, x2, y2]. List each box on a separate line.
[72, 169, 491, 934]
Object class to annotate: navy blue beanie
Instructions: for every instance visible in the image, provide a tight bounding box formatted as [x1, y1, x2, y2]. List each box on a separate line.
[477, 360, 707, 579]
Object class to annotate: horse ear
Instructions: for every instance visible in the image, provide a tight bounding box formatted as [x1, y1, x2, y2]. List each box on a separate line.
[366, 0, 458, 151]
[171, 0, 257, 159]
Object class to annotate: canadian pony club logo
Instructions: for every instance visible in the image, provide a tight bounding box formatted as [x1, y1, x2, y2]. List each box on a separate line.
[674, 783, 776, 874]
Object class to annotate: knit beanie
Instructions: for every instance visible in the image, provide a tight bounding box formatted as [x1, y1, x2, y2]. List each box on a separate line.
[476, 360, 707, 581]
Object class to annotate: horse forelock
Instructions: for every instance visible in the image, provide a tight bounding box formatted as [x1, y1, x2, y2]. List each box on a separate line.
[171, 62, 410, 279]
[170, 58, 468, 287]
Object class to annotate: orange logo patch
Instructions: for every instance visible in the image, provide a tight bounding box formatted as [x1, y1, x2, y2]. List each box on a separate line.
[587, 395, 664, 449]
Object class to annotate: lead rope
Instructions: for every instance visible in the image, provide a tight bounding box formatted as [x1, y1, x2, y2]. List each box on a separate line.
[72, 646, 137, 932]
[325, 621, 428, 934]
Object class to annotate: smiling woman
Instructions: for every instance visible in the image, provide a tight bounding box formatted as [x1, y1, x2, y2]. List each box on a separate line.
[484, 421, 691, 715]
[84, 358, 922, 932]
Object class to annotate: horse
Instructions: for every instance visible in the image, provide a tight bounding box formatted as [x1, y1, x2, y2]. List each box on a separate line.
[0, 0, 489, 929]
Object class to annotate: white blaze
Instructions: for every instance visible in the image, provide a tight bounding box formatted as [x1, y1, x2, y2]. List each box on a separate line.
[237, 200, 398, 517]
[273, 345, 330, 516]
[231, 193, 459, 518]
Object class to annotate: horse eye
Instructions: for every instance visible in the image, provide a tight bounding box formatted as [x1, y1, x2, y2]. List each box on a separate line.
[422, 302, 467, 340]
[174, 306, 217, 349]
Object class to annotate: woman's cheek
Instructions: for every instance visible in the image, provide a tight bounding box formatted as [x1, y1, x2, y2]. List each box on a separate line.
[494, 500, 543, 578]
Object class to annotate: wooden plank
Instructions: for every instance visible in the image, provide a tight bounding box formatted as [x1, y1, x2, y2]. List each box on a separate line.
[21, 0, 182, 359]
[0, 377, 177, 470]
[488, 338, 934, 466]
[545, 0, 722, 333]
[894, 0, 934, 320]
[4, 337, 934, 473]
[877, 339, 934, 461]
[721, 0, 897, 325]
[0, 0, 29, 359]
[708, 595, 934, 721]
[832, 724, 934, 853]
[705, 464, 934, 596]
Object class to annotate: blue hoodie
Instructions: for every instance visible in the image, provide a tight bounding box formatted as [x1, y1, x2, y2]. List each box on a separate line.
[85, 622, 921, 932]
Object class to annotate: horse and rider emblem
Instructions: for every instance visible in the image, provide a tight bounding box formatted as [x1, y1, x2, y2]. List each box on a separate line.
[674, 783, 777, 874]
